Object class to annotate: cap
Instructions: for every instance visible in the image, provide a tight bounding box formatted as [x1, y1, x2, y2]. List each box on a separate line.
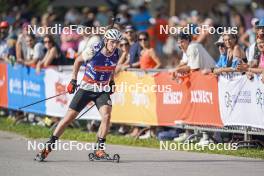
[177, 32, 192, 42]
[124, 25, 134, 32]
[215, 36, 224, 46]
[0, 21, 9, 28]
[256, 18, 264, 28]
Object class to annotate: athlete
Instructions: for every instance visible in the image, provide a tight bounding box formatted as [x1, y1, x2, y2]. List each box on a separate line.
[35, 28, 122, 161]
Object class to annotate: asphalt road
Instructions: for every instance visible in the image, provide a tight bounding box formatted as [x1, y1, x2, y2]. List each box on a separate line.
[0, 131, 263, 176]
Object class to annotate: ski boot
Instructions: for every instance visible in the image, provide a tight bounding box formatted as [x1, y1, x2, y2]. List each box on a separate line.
[34, 136, 58, 162]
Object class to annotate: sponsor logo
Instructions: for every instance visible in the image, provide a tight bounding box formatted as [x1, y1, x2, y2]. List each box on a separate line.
[224, 90, 252, 109]
[131, 92, 150, 108]
[256, 88, 264, 109]
[9, 78, 22, 95]
[23, 80, 41, 98]
[191, 90, 213, 104]
[163, 91, 183, 104]
[55, 81, 67, 106]
[224, 91, 233, 109]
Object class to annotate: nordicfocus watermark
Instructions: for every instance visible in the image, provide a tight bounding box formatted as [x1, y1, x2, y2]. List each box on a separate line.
[160, 141, 238, 151]
[27, 24, 106, 35]
[91, 82, 172, 93]
[27, 140, 105, 151]
[160, 24, 238, 35]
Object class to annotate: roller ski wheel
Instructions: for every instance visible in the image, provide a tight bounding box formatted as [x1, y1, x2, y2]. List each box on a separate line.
[34, 149, 50, 162]
[88, 153, 95, 161]
[88, 151, 120, 163]
[112, 154, 120, 163]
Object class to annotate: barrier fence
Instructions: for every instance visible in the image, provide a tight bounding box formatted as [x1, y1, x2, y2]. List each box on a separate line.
[1, 62, 264, 139]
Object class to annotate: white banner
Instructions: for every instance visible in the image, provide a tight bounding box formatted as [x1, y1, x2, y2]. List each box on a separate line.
[218, 74, 264, 129]
[44, 68, 101, 120]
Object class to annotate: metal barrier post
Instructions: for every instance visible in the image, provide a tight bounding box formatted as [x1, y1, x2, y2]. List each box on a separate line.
[244, 127, 252, 141]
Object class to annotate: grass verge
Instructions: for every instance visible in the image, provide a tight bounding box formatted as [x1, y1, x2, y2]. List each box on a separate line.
[0, 117, 263, 159]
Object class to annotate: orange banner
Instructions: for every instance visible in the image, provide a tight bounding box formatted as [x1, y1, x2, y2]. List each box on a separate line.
[111, 71, 223, 127]
[185, 72, 222, 127]
[0, 63, 8, 107]
[155, 72, 223, 127]
[154, 72, 191, 126]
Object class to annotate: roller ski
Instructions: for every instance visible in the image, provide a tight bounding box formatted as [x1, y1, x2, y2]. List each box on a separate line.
[34, 136, 58, 162]
[34, 148, 51, 162]
[88, 150, 120, 163]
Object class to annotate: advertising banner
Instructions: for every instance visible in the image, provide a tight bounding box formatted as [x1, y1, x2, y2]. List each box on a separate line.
[218, 74, 264, 129]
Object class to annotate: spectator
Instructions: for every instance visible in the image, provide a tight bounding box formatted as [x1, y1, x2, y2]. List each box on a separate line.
[151, 8, 169, 59]
[240, 18, 258, 47]
[138, 32, 161, 69]
[60, 24, 81, 64]
[16, 22, 29, 64]
[36, 35, 61, 72]
[0, 21, 10, 61]
[116, 4, 131, 25]
[243, 5, 254, 30]
[230, 10, 246, 36]
[250, 37, 264, 71]
[172, 33, 215, 75]
[5, 34, 17, 64]
[81, 8, 96, 27]
[172, 33, 215, 143]
[196, 18, 218, 59]
[64, 8, 81, 25]
[238, 37, 264, 83]
[77, 26, 93, 55]
[116, 38, 130, 72]
[214, 36, 228, 68]
[23, 34, 45, 67]
[240, 19, 264, 80]
[247, 18, 264, 65]
[213, 33, 245, 75]
[163, 16, 181, 68]
[96, 6, 111, 26]
[123, 25, 136, 45]
[132, 4, 151, 31]
[123, 25, 141, 68]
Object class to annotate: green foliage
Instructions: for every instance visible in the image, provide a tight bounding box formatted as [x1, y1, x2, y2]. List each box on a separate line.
[0, 0, 50, 15]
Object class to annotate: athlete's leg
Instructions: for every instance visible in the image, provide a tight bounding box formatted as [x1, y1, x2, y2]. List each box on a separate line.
[94, 92, 112, 157]
[38, 108, 79, 159]
[36, 89, 93, 160]
[53, 89, 92, 138]
[97, 105, 112, 139]
[53, 108, 79, 137]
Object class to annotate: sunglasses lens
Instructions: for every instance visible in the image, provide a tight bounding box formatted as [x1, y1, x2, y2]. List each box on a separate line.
[121, 43, 128, 46]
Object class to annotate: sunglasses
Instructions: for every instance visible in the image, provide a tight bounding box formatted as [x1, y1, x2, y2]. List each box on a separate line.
[120, 43, 129, 47]
[139, 38, 148, 41]
[256, 26, 264, 29]
[218, 44, 225, 48]
[125, 31, 134, 34]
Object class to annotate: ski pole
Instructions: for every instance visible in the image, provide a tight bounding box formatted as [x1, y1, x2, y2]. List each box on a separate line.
[76, 103, 96, 120]
[18, 91, 69, 110]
